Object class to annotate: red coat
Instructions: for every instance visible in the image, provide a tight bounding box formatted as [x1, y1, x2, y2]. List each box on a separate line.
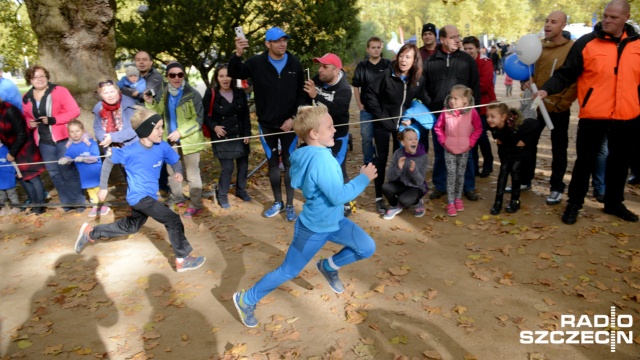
[0, 101, 45, 181]
[475, 54, 497, 115]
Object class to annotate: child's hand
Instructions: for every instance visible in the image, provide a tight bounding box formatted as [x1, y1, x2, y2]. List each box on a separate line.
[409, 160, 416, 172]
[516, 140, 525, 147]
[398, 157, 406, 170]
[174, 172, 184, 182]
[98, 189, 108, 202]
[360, 163, 377, 181]
[58, 157, 71, 165]
[167, 130, 181, 143]
[401, 120, 411, 127]
[496, 139, 502, 145]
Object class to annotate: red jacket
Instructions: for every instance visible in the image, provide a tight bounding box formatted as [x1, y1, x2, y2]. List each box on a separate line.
[475, 54, 497, 115]
[22, 84, 81, 145]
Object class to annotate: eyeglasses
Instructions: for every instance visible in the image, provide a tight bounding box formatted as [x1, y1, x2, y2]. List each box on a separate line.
[32, 75, 47, 80]
[168, 72, 185, 79]
[98, 80, 115, 87]
[216, 63, 228, 69]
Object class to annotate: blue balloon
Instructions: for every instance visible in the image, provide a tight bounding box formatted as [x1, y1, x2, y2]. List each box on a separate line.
[503, 54, 534, 81]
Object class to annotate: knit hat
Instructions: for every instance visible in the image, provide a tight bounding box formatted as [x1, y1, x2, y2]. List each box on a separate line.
[422, 23, 437, 35]
[125, 65, 139, 77]
[165, 62, 184, 76]
[134, 113, 163, 139]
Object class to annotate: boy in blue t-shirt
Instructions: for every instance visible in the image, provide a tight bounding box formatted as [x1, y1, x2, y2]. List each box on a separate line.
[233, 104, 378, 327]
[74, 108, 205, 273]
[0, 142, 20, 216]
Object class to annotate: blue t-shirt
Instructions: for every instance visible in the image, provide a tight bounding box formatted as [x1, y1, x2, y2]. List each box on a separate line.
[65, 138, 102, 189]
[268, 53, 288, 75]
[0, 145, 16, 191]
[111, 141, 180, 206]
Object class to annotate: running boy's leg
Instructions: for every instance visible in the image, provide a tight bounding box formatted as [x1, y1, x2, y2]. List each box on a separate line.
[327, 217, 376, 268]
[134, 197, 193, 258]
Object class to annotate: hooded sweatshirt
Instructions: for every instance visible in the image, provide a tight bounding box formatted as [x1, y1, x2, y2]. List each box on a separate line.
[290, 145, 370, 232]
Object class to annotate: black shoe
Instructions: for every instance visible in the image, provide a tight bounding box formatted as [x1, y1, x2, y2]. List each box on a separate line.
[603, 204, 639, 222]
[562, 203, 581, 225]
[628, 176, 640, 185]
[429, 189, 446, 200]
[505, 200, 520, 213]
[490, 201, 502, 215]
[479, 170, 492, 178]
[464, 190, 479, 201]
[375, 199, 387, 215]
[593, 192, 605, 203]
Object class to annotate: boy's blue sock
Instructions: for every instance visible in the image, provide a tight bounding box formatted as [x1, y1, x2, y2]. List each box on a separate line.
[322, 258, 336, 273]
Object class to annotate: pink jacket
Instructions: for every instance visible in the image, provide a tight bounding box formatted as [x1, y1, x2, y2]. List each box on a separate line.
[434, 106, 482, 155]
[22, 84, 81, 145]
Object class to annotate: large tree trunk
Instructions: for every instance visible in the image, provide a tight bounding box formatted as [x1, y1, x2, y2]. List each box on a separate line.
[24, 0, 117, 123]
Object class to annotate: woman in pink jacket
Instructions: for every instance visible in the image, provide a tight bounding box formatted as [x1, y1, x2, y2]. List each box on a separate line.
[22, 65, 85, 212]
[434, 85, 482, 216]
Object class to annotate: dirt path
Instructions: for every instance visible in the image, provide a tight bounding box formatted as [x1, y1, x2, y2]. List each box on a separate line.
[1, 75, 639, 359]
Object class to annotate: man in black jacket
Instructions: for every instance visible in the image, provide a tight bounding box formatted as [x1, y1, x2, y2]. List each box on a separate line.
[229, 27, 305, 222]
[424, 25, 481, 202]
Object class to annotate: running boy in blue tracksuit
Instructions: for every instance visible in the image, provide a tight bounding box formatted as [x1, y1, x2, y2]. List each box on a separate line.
[233, 104, 378, 327]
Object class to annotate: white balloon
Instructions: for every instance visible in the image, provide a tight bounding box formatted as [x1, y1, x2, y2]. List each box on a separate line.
[516, 34, 542, 65]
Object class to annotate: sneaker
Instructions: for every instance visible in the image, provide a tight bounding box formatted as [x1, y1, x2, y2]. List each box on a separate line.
[603, 204, 639, 222]
[8, 207, 20, 215]
[236, 192, 252, 202]
[454, 198, 464, 211]
[176, 255, 206, 272]
[447, 203, 457, 217]
[375, 199, 387, 215]
[217, 198, 230, 209]
[505, 184, 531, 193]
[546, 191, 563, 205]
[413, 199, 425, 217]
[183, 207, 203, 218]
[264, 202, 284, 218]
[383, 206, 403, 220]
[285, 205, 297, 222]
[344, 204, 352, 218]
[562, 203, 581, 225]
[464, 191, 479, 201]
[479, 169, 492, 178]
[88, 206, 98, 217]
[233, 291, 258, 328]
[75, 222, 94, 254]
[429, 189, 446, 200]
[628, 176, 640, 185]
[99, 206, 111, 216]
[316, 259, 344, 294]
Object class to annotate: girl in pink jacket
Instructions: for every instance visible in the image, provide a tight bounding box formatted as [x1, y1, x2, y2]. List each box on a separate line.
[434, 85, 482, 216]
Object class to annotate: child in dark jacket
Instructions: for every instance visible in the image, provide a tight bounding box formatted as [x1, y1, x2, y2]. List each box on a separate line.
[381, 128, 429, 219]
[486, 102, 538, 214]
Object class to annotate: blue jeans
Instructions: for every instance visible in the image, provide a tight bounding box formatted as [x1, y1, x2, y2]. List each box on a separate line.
[244, 217, 376, 305]
[592, 136, 608, 195]
[360, 110, 375, 165]
[39, 141, 86, 210]
[431, 131, 475, 193]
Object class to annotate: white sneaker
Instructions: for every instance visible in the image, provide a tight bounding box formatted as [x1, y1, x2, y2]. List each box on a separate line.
[546, 191, 563, 205]
[383, 206, 403, 220]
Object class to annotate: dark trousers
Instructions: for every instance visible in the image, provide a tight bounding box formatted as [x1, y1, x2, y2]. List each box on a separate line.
[20, 175, 45, 207]
[39, 140, 86, 210]
[522, 111, 569, 191]
[471, 114, 494, 174]
[261, 127, 296, 205]
[495, 149, 524, 203]
[218, 155, 249, 201]
[90, 196, 193, 258]
[381, 181, 423, 208]
[567, 118, 640, 207]
[373, 127, 399, 197]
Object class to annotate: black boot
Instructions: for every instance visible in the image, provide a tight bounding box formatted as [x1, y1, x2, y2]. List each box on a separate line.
[491, 198, 503, 215]
[506, 199, 520, 213]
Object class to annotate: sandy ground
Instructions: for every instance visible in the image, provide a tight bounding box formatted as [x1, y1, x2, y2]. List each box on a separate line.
[1, 75, 639, 360]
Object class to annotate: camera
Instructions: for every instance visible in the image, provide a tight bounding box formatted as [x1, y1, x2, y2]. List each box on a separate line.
[234, 26, 246, 39]
[145, 89, 155, 97]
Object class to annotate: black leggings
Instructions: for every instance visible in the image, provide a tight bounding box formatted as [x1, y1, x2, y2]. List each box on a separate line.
[381, 181, 423, 208]
[261, 127, 297, 205]
[373, 127, 399, 198]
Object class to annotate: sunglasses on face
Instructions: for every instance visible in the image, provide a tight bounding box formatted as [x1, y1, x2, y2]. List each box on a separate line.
[168, 72, 185, 79]
[98, 80, 115, 87]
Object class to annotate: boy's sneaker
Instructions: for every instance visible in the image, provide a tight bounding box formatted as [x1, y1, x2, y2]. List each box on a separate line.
[316, 259, 344, 294]
[183, 207, 203, 218]
[413, 199, 425, 217]
[264, 202, 284, 218]
[383, 206, 403, 220]
[375, 199, 387, 215]
[446, 203, 457, 217]
[546, 191, 563, 205]
[285, 205, 297, 222]
[75, 222, 94, 254]
[454, 198, 464, 211]
[344, 201, 356, 218]
[233, 291, 258, 328]
[88, 206, 99, 217]
[176, 255, 206, 272]
[99, 206, 111, 216]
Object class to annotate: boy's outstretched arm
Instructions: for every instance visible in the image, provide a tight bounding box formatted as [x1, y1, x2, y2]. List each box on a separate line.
[317, 163, 377, 206]
[98, 156, 114, 201]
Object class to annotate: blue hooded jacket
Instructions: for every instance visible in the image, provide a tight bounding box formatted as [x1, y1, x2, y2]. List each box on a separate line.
[290, 145, 370, 232]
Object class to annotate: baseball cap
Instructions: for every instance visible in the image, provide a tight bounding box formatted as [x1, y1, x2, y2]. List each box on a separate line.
[313, 53, 342, 69]
[265, 27, 290, 41]
[422, 23, 437, 35]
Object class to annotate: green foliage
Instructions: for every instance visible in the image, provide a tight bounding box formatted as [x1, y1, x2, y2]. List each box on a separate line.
[0, 0, 37, 70]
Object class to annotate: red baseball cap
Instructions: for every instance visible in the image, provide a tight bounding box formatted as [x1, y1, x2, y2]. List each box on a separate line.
[313, 53, 342, 69]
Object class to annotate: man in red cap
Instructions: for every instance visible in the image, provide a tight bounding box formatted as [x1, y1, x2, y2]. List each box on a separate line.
[303, 53, 354, 216]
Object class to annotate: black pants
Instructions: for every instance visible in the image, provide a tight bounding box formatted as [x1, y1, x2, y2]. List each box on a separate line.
[374, 127, 399, 198]
[472, 114, 494, 174]
[382, 181, 423, 208]
[217, 155, 249, 201]
[522, 111, 569, 191]
[567, 118, 640, 207]
[261, 127, 296, 205]
[90, 196, 193, 258]
[495, 150, 524, 203]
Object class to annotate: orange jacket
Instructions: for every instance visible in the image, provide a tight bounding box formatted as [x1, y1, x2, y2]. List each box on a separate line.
[542, 23, 640, 120]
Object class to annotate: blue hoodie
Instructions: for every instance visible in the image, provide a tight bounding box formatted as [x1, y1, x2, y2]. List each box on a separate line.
[290, 145, 370, 232]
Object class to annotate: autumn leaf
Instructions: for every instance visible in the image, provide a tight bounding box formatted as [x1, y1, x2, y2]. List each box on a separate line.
[389, 335, 408, 344]
[43, 344, 63, 355]
[346, 310, 367, 324]
[452, 305, 467, 315]
[224, 342, 247, 355]
[423, 350, 443, 359]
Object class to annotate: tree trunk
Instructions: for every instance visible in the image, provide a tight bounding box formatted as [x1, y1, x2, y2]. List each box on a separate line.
[24, 0, 117, 123]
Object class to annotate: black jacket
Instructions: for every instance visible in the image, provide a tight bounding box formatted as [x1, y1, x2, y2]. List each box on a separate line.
[490, 117, 539, 161]
[362, 67, 431, 132]
[351, 58, 391, 92]
[306, 70, 352, 138]
[423, 47, 481, 111]
[203, 88, 251, 159]
[228, 51, 305, 130]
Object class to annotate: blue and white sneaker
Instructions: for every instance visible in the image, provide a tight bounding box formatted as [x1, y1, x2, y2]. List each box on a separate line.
[176, 255, 206, 272]
[263, 202, 284, 218]
[75, 222, 94, 254]
[316, 259, 344, 294]
[233, 291, 258, 327]
[285, 205, 297, 222]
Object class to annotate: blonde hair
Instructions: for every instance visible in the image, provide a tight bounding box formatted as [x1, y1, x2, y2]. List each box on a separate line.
[450, 84, 473, 104]
[130, 106, 158, 129]
[294, 104, 329, 140]
[67, 119, 85, 131]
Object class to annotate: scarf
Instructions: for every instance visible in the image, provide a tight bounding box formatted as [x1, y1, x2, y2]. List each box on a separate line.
[167, 81, 184, 136]
[99, 96, 123, 133]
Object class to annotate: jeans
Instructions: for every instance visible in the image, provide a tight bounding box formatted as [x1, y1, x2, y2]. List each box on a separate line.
[381, 181, 423, 208]
[360, 110, 375, 165]
[90, 196, 193, 258]
[471, 114, 494, 174]
[39, 141, 86, 211]
[244, 217, 375, 305]
[592, 136, 608, 195]
[167, 150, 202, 209]
[431, 131, 475, 193]
[217, 155, 249, 201]
[20, 175, 45, 207]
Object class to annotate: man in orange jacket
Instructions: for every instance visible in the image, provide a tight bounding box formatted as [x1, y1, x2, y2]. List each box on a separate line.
[535, 0, 640, 225]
